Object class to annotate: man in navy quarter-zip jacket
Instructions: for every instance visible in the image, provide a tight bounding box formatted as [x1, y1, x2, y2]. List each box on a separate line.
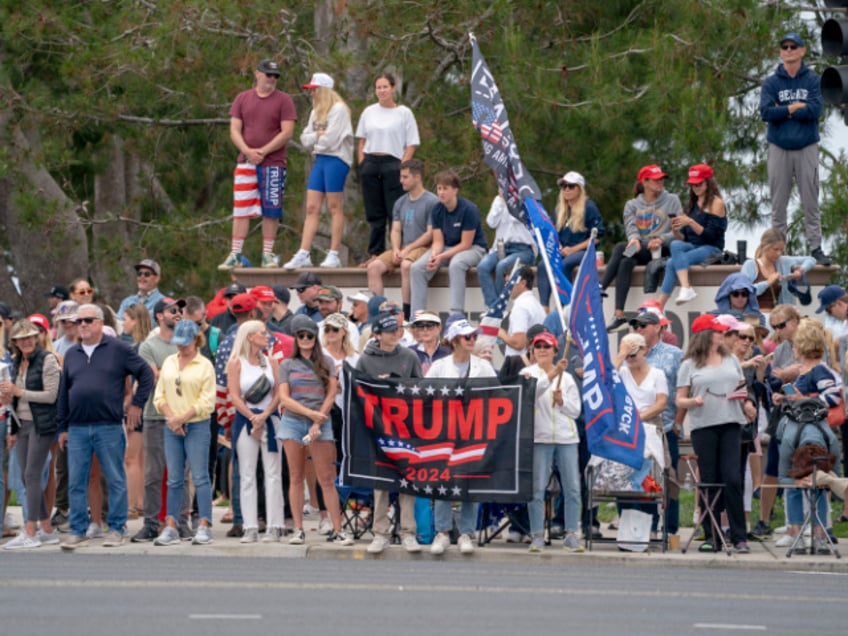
[57, 303, 154, 549]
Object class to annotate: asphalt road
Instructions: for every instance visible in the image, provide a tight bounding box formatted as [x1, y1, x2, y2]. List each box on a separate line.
[1, 553, 844, 635]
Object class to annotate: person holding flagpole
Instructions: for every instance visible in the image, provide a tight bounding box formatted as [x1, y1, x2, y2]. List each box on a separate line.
[537, 171, 604, 311]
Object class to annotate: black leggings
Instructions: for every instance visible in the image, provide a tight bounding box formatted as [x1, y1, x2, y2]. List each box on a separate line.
[691, 423, 746, 545]
[600, 242, 662, 311]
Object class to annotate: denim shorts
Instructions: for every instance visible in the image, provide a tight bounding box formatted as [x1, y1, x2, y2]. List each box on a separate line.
[275, 412, 334, 443]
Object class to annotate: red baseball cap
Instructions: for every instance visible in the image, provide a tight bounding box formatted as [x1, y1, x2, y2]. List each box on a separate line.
[230, 293, 256, 315]
[532, 332, 558, 348]
[691, 314, 730, 334]
[686, 163, 714, 185]
[637, 164, 668, 181]
[249, 285, 276, 302]
[27, 313, 50, 332]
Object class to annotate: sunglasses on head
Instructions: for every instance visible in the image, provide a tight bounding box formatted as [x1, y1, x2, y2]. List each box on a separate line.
[75, 317, 98, 325]
[770, 319, 788, 330]
[730, 290, 750, 298]
[296, 331, 315, 341]
[136, 270, 155, 278]
[560, 183, 579, 190]
[781, 44, 799, 50]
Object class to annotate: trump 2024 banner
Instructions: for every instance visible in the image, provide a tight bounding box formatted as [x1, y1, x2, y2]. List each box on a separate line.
[340, 366, 535, 503]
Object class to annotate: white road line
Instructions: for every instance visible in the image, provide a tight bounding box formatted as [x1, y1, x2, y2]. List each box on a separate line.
[694, 624, 766, 631]
[189, 614, 262, 620]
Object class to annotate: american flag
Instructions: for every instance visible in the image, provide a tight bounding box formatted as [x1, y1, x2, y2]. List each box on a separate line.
[727, 381, 749, 401]
[471, 102, 505, 146]
[478, 263, 521, 346]
[377, 437, 488, 466]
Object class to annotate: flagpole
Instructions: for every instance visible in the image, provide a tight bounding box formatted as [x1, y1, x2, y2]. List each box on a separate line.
[533, 226, 567, 336]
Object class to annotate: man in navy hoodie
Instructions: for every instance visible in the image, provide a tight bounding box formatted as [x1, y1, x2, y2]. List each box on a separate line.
[57, 304, 155, 549]
[760, 32, 830, 266]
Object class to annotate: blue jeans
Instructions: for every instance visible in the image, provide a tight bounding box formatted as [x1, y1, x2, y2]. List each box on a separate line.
[68, 424, 128, 536]
[537, 250, 584, 307]
[434, 499, 479, 536]
[660, 241, 720, 295]
[529, 443, 580, 536]
[476, 244, 535, 308]
[786, 486, 829, 528]
[164, 420, 213, 525]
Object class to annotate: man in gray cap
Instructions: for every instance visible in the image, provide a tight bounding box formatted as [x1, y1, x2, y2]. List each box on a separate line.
[267, 285, 294, 335]
[117, 259, 165, 322]
[219, 59, 297, 270]
[291, 272, 323, 322]
[52, 301, 80, 357]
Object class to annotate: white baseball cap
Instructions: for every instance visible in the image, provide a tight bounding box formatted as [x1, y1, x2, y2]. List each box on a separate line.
[303, 72, 334, 90]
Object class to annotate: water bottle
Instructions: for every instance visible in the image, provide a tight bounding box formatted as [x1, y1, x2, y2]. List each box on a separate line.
[682, 472, 694, 492]
[497, 238, 506, 260]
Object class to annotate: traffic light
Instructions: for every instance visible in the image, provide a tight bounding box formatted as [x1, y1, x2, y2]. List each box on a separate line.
[821, 4, 848, 122]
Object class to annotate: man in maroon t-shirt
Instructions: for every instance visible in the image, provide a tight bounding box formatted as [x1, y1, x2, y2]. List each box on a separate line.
[220, 59, 297, 270]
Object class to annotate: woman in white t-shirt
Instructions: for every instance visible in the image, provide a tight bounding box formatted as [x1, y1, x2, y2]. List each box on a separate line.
[355, 72, 420, 265]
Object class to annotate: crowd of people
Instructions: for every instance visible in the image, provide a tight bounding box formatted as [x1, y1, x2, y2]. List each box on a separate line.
[1, 33, 845, 556]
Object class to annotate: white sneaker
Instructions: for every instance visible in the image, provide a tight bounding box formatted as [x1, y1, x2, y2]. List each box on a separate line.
[193, 526, 213, 545]
[317, 518, 334, 535]
[775, 533, 809, 548]
[303, 504, 320, 515]
[3, 532, 41, 550]
[430, 532, 451, 555]
[86, 522, 104, 539]
[675, 287, 697, 304]
[319, 251, 342, 268]
[37, 529, 60, 545]
[367, 535, 390, 554]
[240, 528, 259, 544]
[458, 533, 475, 555]
[402, 535, 422, 553]
[4, 513, 20, 530]
[283, 250, 312, 270]
[506, 530, 525, 543]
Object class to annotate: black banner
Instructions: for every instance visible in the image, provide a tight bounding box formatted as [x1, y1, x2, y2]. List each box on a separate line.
[340, 366, 535, 503]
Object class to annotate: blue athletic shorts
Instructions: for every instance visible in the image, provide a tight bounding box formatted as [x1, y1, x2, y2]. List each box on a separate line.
[306, 155, 350, 194]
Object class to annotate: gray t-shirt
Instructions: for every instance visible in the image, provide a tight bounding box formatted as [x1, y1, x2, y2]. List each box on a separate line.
[676, 355, 745, 431]
[138, 334, 178, 421]
[278, 354, 336, 424]
[392, 190, 437, 247]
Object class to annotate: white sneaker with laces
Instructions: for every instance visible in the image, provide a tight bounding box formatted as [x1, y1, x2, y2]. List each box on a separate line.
[3, 532, 41, 550]
[283, 250, 312, 270]
[317, 518, 334, 535]
[37, 529, 60, 545]
[402, 535, 422, 553]
[86, 522, 104, 539]
[458, 533, 475, 554]
[193, 526, 213, 545]
[319, 251, 342, 268]
[675, 287, 697, 304]
[367, 535, 390, 554]
[430, 532, 451, 555]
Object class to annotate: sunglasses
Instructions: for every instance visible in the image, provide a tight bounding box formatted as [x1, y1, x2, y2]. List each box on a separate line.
[560, 183, 579, 190]
[770, 320, 788, 330]
[296, 332, 316, 341]
[781, 44, 799, 50]
[136, 270, 155, 278]
[737, 334, 755, 342]
[265, 73, 280, 79]
[533, 343, 553, 350]
[75, 289, 94, 295]
[413, 322, 439, 329]
[325, 326, 343, 333]
[175, 374, 182, 397]
[165, 308, 181, 315]
[730, 290, 750, 298]
[74, 317, 98, 325]
[461, 333, 478, 342]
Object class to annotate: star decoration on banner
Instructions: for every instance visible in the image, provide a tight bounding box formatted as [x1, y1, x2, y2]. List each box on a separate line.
[454, 386, 464, 396]
[425, 385, 436, 396]
[438, 485, 448, 496]
[400, 478, 409, 488]
[440, 386, 452, 396]
[395, 384, 406, 394]
[410, 385, 421, 395]
[424, 485, 433, 495]
[451, 486, 462, 497]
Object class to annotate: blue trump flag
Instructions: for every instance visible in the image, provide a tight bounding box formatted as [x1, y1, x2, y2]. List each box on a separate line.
[469, 34, 571, 305]
[568, 240, 644, 469]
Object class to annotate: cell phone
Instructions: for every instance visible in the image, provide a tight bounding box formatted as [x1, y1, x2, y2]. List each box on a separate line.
[782, 383, 797, 396]
[301, 433, 312, 445]
[623, 243, 638, 258]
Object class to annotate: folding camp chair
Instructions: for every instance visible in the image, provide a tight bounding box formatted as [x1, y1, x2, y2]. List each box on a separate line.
[336, 482, 374, 540]
[679, 454, 731, 556]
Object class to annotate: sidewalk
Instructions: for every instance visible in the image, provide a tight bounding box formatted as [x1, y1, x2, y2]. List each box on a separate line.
[3, 505, 846, 572]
